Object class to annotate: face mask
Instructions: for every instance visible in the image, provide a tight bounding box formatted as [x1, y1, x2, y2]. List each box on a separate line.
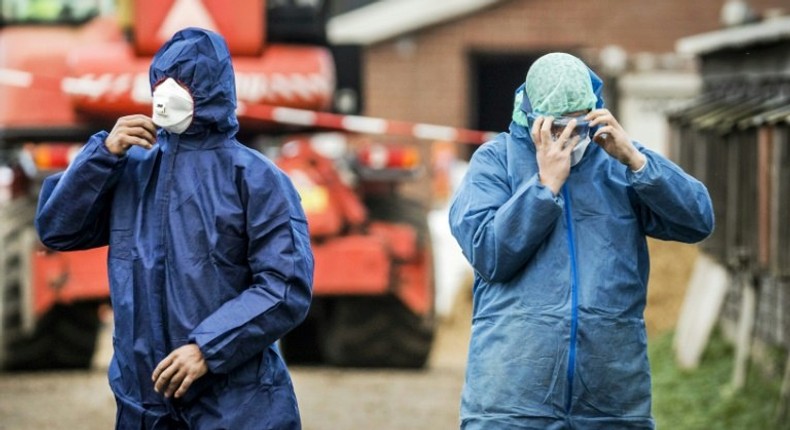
[570, 136, 591, 166]
[152, 78, 194, 134]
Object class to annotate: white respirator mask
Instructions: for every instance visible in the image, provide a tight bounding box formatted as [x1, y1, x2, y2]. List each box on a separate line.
[152, 78, 194, 134]
[570, 136, 591, 166]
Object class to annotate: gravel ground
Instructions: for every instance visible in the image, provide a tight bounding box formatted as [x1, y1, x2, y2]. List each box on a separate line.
[0, 299, 472, 430]
[0, 239, 694, 430]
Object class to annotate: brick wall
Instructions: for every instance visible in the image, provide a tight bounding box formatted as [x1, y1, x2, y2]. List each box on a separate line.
[361, 0, 786, 130]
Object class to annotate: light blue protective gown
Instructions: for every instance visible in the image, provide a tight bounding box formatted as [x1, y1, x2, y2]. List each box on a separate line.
[449, 77, 713, 429]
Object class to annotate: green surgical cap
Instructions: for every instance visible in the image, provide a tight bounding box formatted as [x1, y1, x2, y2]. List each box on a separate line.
[525, 53, 596, 116]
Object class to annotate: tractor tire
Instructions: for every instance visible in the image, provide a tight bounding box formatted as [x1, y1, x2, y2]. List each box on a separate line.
[280, 299, 327, 365]
[4, 301, 102, 371]
[322, 295, 434, 368]
[322, 195, 436, 368]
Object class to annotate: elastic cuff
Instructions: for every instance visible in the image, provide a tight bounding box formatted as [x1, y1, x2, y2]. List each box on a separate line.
[632, 157, 648, 174]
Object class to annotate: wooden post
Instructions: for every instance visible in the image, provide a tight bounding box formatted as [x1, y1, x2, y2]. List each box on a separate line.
[757, 126, 772, 269]
[731, 272, 757, 390]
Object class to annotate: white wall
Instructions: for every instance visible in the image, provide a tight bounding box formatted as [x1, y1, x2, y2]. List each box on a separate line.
[618, 72, 702, 156]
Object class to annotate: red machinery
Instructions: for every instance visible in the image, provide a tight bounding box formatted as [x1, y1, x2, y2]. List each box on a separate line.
[0, 0, 442, 369]
[273, 135, 434, 366]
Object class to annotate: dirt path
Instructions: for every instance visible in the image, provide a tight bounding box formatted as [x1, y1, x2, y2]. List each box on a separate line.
[0, 314, 470, 430]
[0, 240, 695, 430]
[645, 239, 698, 337]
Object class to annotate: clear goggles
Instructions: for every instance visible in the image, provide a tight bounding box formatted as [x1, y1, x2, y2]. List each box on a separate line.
[526, 113, 592, 140]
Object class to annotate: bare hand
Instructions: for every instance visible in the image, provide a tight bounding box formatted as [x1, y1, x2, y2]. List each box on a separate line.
[531, 115, 578, 195]
[152, 344, 208, 399]
[586, 109, 646, 171]
[105, 114, 157, 156]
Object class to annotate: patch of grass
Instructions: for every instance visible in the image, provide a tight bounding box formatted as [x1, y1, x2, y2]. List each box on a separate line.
[650, 331, 785, 430]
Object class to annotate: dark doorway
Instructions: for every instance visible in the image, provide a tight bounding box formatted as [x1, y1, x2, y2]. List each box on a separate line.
[469, 52, 548, 135]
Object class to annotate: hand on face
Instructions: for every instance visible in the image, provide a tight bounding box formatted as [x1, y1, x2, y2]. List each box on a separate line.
[152, 343, 208, 399]
[531, 115, 579, 195]
[586, 109, 646, 171]
[105, 114, 157, 156]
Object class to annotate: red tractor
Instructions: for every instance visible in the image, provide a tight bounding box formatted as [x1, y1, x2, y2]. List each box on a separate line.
[272, 134, 434, 367]
[0, 0, 435, 369]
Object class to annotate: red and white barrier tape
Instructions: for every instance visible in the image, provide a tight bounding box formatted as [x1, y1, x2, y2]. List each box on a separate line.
[0, 68, 107, 97]
[1, 67, 497, 144]
[241, 104, 496, 144]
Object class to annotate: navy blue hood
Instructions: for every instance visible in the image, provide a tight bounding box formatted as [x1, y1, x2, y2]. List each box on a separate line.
[149, 27, 239, 137]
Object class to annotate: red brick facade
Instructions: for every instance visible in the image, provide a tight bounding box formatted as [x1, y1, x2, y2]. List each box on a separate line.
[362, 0, 785, 130]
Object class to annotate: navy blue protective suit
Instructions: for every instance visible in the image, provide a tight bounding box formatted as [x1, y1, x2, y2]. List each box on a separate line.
[36, 29, 313, 429]
[449, 76, 713, 429]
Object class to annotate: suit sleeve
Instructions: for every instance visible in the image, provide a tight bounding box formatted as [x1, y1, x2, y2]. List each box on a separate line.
[449, 140, 563, 283]
[35, 132, 126, 250]
[627, 145, 714, 243]
[188, 166, 314, 374]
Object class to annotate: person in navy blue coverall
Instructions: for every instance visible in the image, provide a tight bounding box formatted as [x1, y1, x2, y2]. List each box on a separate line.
[36, 28, 313, 429]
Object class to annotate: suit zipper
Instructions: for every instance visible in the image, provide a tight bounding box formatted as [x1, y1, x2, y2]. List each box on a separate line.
[562, 184, 579, 414]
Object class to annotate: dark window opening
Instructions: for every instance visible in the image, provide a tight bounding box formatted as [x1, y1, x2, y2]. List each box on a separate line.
[467, 51, 547, 157]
